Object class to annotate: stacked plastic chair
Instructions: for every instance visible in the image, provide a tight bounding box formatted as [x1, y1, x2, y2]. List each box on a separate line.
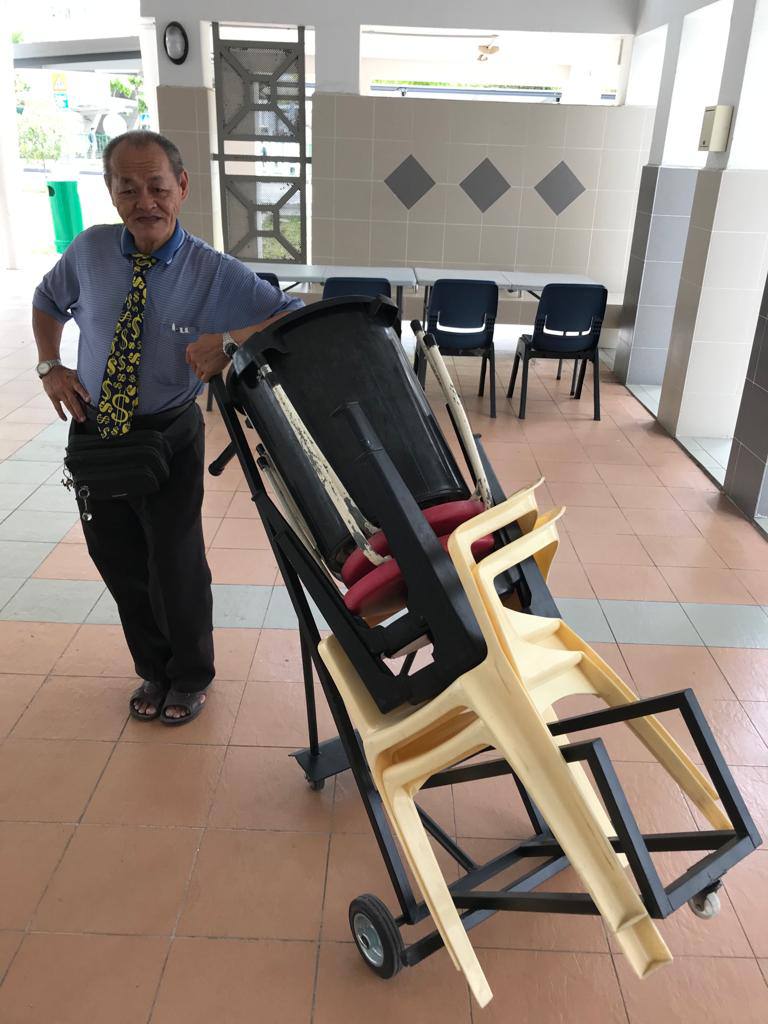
[207, 294, 760, 1008]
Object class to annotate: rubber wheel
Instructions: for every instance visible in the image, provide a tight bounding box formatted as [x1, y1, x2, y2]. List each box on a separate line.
[349, 893, 404, 979]
[688, 890, 721, 920]
[307, 777, 325, 791]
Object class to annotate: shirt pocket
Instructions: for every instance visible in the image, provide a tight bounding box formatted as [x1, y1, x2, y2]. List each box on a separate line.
[150, 320, 202, 386]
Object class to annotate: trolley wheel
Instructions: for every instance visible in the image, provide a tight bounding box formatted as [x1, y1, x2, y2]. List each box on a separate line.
[349, 894, 404, 979]
[306, 776, 325, 791]
[688, 890, 721, 920]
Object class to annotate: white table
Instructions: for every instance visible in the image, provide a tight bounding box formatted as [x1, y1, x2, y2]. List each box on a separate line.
[414, 267, 513, 287]
[245, 262, 417, 312]
[505, 271, 600, 299]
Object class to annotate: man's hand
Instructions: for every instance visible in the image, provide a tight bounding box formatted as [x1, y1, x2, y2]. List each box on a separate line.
[42, 365, 90, 422]
[185, 334, 229, 383]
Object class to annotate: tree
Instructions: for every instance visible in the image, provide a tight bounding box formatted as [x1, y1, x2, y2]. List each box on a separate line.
[16, 103, 64, 170]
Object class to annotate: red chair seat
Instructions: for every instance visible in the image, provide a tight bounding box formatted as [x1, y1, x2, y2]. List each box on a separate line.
[343, 532, 494, 620]
[341, 499, 484, 587]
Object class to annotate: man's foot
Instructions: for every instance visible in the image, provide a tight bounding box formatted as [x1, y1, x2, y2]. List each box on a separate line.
[161, 689, 207, 725]
[129, 681, 168, 721]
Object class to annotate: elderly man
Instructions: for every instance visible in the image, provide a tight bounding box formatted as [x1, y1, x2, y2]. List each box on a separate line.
[32, 130, 302, 724]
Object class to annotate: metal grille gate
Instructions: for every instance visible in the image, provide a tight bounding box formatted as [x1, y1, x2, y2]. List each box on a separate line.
[212, 24, 307, 263]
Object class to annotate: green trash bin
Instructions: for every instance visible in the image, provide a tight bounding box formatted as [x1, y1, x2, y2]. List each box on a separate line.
[47, 180, 84, 254]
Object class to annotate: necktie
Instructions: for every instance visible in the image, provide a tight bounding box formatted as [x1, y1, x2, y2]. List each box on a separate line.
[97, 253, 158, 438]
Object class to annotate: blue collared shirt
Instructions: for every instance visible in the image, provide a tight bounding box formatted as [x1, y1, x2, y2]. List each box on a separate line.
[33, 223, 303, 414]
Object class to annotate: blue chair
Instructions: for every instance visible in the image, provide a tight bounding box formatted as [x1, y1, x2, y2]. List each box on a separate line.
[322, 276, 391, 300]
[423, 279, 498, 418]
[257, 272, 281, 289]
[507, 283, 607, 421]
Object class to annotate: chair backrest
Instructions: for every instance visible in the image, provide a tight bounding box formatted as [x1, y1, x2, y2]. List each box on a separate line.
[426, 279, 498, 353]
[530, 283, 607, 354]
[257, 272, 280, 289]
[323, 276, 392, 300]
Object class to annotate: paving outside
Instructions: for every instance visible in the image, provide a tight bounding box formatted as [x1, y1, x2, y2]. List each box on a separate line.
[1, 267, 768, 1023]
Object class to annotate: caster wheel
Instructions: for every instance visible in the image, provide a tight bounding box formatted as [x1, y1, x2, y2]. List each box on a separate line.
[307, 777, 325, 791]
[688, 890, 721, 920]
[349, 894, 404, 979]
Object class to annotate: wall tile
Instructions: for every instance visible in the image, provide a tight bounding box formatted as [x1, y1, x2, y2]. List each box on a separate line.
[481, 187, 522, 227]
[638, 259, 682, 307]
[694, 287, 762, 345]
[372, 138, 412, 181]
[485, 145, 525, 187]
[604, 106, 648, 149]
[311, 218, 333, 257]
[163, 131, 201, 174]
[372, 96, 413, 140]
[563, 148, 602, 190]
[333, 219, 371, 263]
[646, 215, 690, 262]
[523, 147, 565, 188]
[598, 150, 641, 191]
[334, 138, 373, 180]
[489, 102, 528, 145]
[332, 179, 371, 221]
[525, 104, 567, 147]
[636, 164, 659, 216]
[588, 230, 631, 290]
[334, 95, 373, 139]
[734, 378, 768, 462]
[370, 181, 407, 222]
[516, 226, 555, 267]
[311, 138, 334, 179]
[555, 190, 597, 230]
[449, 187, 483, 225]
[564, 106, 607, 149]
[443, 224, 481, 263]
[752, 318, 768, 392]
[714, 171, 768, 233]
[690, 169, 722, 231]
[408, 182, 448, 224]
[409, 141, 449, 184]
[479, 225, 517, 266]
[520, 188, 557, 228]
[680, 225, 712, 288]
[410, 99, 452, 142]
[552, 228, 591, 272]
[629, 210, 651, 259]
[685, 341, 752, 400]
[158, 86, 198, 132]
[725, 442, 767, 518]
[677, 387, 744, 438]
[633, 304, 675, 347]
[311, 178, 333, 218]
[311, 94, 335, 139]
[447, 143, 487, 184]
[653, 167, 697, 216]
[626, 344, 670, 385]
[450, 101, 491, 144]
[405, 222, 445, 264]
[594, 190, 638, 231]
[703, 232, 768, 291]
[369, 220, 407, 264]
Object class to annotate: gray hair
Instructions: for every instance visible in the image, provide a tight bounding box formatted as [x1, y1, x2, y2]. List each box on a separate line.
[103, 130, 185, 186]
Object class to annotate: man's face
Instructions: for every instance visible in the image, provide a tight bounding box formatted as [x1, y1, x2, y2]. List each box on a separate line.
[107, 142, 189, 253]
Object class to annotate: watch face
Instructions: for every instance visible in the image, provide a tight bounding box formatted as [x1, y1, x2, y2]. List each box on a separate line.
[38, 361, 50, 375]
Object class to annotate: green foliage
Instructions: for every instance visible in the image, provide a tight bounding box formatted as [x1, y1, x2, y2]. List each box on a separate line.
[110, 75, 147, 115]
[17, 117, 62, 167]
[11, 31, 24, 43]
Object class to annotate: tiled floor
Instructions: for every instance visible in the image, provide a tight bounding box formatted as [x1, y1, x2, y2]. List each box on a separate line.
[1, 267, 768, 1022]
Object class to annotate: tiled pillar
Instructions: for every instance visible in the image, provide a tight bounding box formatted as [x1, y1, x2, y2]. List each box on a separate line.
[658, 169, 768, 438]
[615, 165, 697, 384]
[157, 86, 215, 246]
[724, 273, 768, 518]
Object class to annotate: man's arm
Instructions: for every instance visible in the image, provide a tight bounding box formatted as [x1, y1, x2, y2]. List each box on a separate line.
[33, 307, 90, 422]
[185, 311, 292, 382]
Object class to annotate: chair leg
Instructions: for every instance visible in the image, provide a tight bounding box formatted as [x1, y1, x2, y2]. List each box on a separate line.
[488, 346, 496, 419]
[478, 355, 487, 397]
[575, 358, 588, 400]
[507, 354, 520, 398]
[593, 355, 601, 421]
[570, 360, 579, 396]
[518, 353, 529, 419]
[415, 349, 427, 389]
[556, 358, 563, 381]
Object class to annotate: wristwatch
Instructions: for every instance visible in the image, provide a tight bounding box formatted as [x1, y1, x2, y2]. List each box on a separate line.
[36, 358, 63, 377]
[222, 331, 238, 359]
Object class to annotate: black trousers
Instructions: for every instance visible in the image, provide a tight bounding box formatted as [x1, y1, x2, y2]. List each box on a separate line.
[77, 405, 214, 693]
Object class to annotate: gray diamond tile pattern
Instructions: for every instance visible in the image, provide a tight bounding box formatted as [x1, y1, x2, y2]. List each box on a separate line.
[384, 155, 435, 209]
[535, 160, 586, 216]
[460, 158, 510, 213]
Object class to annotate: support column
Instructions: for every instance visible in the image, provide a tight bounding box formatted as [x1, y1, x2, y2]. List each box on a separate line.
[724, 273, 768, 518]
[314, 19, 360, 94]
[151, 19, 215, 245]
[0, 28, 21, 268]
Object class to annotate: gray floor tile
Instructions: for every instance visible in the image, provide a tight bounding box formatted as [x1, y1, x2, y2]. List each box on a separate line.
[0, 577, 25, 609]
[21, 485, 79, 513]
[9, 439, 67, 463]
[682, 603, 768, 649]
[85, 588, 121, 625]
[211, 583, 272, 629]
[600, 600, 703, 646]
[0, 461, 54, 485]
[0, 509, 79, 543]
[35, 420, 71, 443]
[0, 482, 39, 508]
[0, 540, 55, 577]
[0, 578, 104, 623]
[261, 585, 329, 630]
[555, 598, 614, 642]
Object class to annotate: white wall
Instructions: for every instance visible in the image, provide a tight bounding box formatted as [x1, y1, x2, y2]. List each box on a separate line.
[625, 25, 667, 105]
[725, 0, 768, 167]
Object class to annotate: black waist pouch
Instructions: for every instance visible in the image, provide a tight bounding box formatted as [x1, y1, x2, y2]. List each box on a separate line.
[63, 403, 199, 517]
